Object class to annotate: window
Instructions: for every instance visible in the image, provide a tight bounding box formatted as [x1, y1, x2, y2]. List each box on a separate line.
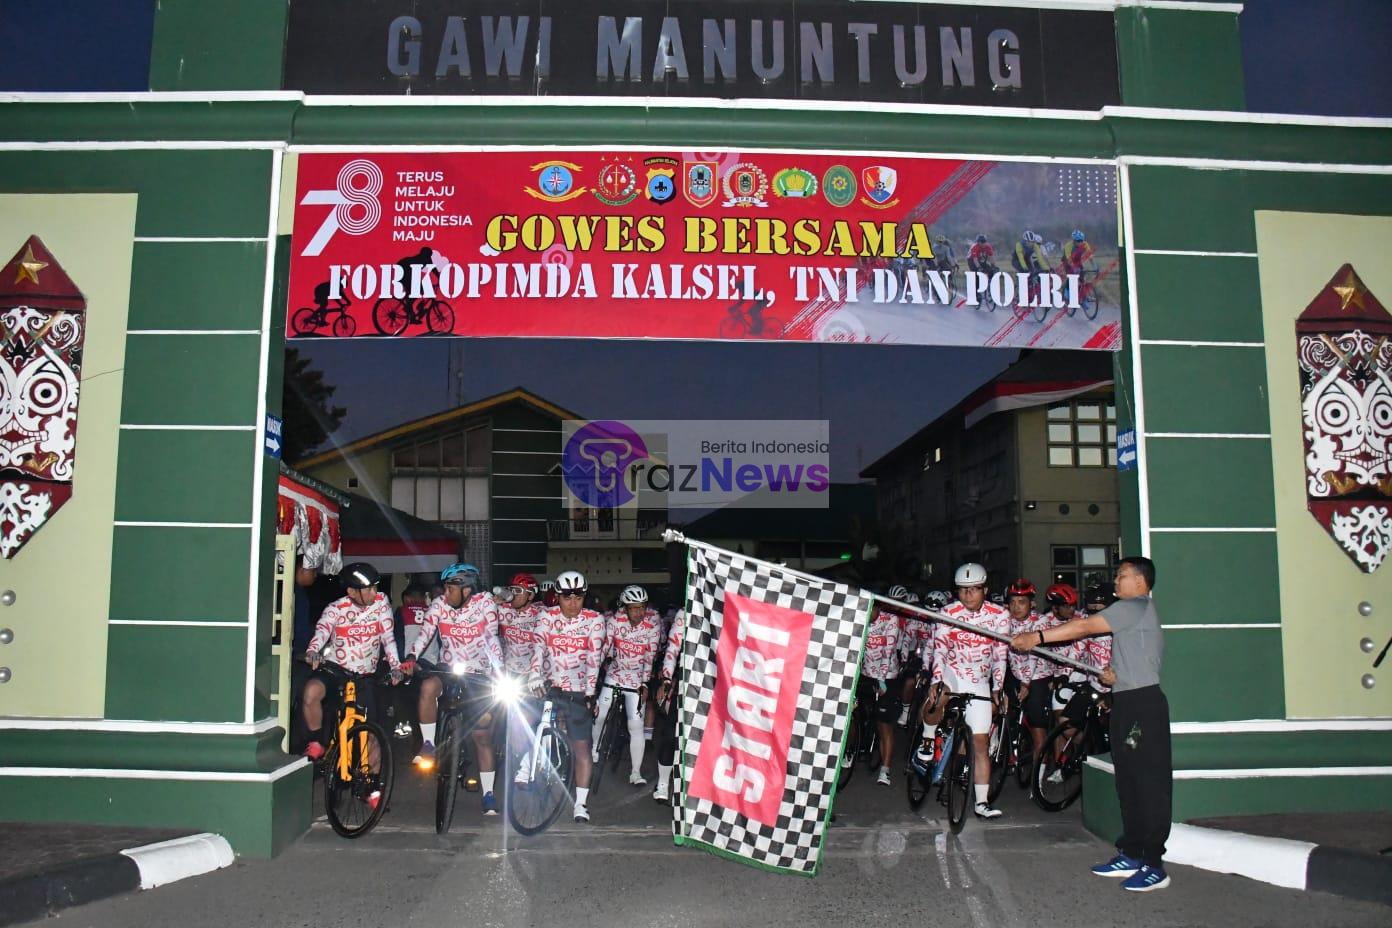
[1051, 544, 1120, 592]
[1045, 399, 1117, 468]
[389, 427, 491, 521]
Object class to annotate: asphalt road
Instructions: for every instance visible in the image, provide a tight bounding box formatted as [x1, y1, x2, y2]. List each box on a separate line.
[39, 748, 1391, 928]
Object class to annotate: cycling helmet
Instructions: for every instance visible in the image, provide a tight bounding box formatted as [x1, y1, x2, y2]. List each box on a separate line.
[1045, 583, 1079, 608]
[1084, 581, 1115, 608]
[904, 591, 922, 606]
[510, 572, 538, 591]
[555, 570, 587, 594]
[953, 562, 988, 588]
[925, 590, 950, 609]
[935, 234, 949, 244]
[1071, 229, 1085, 242]
[975, 234, 987, 244]
[887, 584, 910, 601]
[990, 593, 1006, 605]
[440, 562, 481, 587]
[1022, 230, 1037, 243]
[340, 562, 380, 590]
[539, 580, 556, 593]
[1005, 578, 1037, 599]
[620, 584, 648, 605]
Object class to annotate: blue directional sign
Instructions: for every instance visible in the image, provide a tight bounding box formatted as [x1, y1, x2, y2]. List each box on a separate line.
[264, 413, 284, 459]
[1116, 428, 1137, 472]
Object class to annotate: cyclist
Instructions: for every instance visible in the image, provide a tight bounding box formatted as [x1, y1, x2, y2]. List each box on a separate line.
[593, 585, 663, 786]
[860, 597, 904, 786]
[396, 247, 437, 314]
[968, 234, 996, 274]
[1012, 230, 1048, 304]
[1062, 229, 1095, 274]
[498, 572, 545, 732]
[933, 234, 957, 272]
[894, 587, 929, 727]
[538, 579, 558, 609]
[1021, 583, 1077, 754]
[920, 562, 1010, 819]
[1051, 581, 1115, 722]
[653, 609, 686, 803]
[302, 563, 403, 807]
[1004, 579, 1060, 762]
[528, 570, 607, 823]
[402, 563, 505, 815]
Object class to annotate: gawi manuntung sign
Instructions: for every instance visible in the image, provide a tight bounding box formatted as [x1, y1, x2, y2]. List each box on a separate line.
[287, 151, 1122, 349]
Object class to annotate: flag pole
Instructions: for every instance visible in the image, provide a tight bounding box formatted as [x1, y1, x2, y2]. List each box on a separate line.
[663, 529, 1099, 676]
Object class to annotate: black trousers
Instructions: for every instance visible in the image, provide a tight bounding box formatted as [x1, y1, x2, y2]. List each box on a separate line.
[1108, 685, 1173, 868]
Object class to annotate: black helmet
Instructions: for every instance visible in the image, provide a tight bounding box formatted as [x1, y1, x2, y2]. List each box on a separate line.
[340, 562, 381, 590]
[1084, 580, 1115, 608]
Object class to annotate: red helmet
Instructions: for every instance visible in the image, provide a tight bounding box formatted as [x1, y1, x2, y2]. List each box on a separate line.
[1045, 583, 1079, 608]
[1005, 578, 1036, 598]
[510, 572, 538, 591]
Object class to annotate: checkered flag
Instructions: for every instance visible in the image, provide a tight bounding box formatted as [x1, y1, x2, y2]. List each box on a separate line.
[671, 542, 874, 876]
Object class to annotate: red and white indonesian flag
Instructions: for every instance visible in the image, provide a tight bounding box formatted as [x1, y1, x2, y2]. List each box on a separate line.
[672, 543, 874, 875]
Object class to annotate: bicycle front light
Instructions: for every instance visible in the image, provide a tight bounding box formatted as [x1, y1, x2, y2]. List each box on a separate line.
[493, 675, 523, 705]
[451, 662, 468, 676]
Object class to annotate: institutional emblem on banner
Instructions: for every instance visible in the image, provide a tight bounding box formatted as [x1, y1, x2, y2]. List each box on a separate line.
[644, 157, 678, 204]
[860, 166, 899, 209]
[524, 160, 587, 203]
[593, 157, 640, 206]
[821, 165, 857, 207]
[1296, 264, 1392, 573]
[721, 163, 769, 208]
[772, 168, 818, 199]
[0, 237, 87, 559]
[672, 543, 873, 875]
[683, 159, 719, 208]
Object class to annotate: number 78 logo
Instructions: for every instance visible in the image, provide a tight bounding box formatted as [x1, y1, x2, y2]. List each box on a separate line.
[299, 160, 384, 257]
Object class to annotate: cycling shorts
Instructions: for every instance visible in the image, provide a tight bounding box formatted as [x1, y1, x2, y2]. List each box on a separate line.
[1024, 678, 1057, 730]
[939, 666, 992, 736]
[308, 667, 380, 727]
[549, 689, 594, 742]
[857, 677, 901, 724]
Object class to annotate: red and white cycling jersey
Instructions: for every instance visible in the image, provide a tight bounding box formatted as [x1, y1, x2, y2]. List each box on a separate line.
[862, 607, 903, 682]
[499, 600, 546, 676]
[1008, 610, 1064, 684]
[898, 612, 931, 663]
[1070, 632, 1113, 692]
[603, 609, 663, 690]
[308, 593, 401, 675]
[530, 607, 607, 695]
[408, 592, 503, 674]
[927, 601, 1010, 692]
[661, 611, 685, 680]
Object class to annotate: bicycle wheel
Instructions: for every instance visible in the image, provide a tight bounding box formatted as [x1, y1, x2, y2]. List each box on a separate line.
[291, 307, 320, 337]
[837, 710, 861, 791]
[324, 721, 394, 838]
[372, 298, 410, 336]
[425, 299, 455, 335]
[1033, 721, 1085, 812]
[906, 737, 930, 810]
[1032, 300, 1049, 323]
[718, 314, 750, 339]
[434, 714, 460, 834]
[331, 311, 357, 338]
[986, 715, 1009, 803]
[507, 728, 574, 836]
[946, 723, 974, 834]
[752, 315, 784, 339]
[1082, 285, 1100, 320]
[1015, 726, 1034, 790]
[589, 703, 618, 795]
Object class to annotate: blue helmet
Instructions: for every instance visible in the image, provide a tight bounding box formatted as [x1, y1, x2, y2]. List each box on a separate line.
[1071, 229, 1085, 242]
[440, 562, 481, 588]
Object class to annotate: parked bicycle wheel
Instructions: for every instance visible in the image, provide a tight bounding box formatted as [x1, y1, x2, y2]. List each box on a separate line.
[507, 729, 574, 835]
[425, 299, 455, 334]
[434, 714, 460, 834]
[372, 297, 410, 336]
[945, 722, 974, 834]
[1033, 721, 1086, 812]
[324, 720, 394, 838]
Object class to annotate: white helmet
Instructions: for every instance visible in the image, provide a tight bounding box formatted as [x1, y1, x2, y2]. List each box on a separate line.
[926, 590, 951, 609]
[904, 591, 922, 606]
[620, 584, 648, 605]
[554, 570, 587, 593]
[954, 562, 988, 588]
[539, 579, 555, 592]
[887, 584, 910, 601]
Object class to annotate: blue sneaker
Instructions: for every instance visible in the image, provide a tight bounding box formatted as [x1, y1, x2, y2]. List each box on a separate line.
[481, 791, 498, 816]
[1091, 854, 1142, 878]
[1122, 865, 1170, 892]
[413, 740, 436, 767]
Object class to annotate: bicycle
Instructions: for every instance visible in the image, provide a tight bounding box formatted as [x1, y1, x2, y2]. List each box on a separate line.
[291, 300, 356, 338]
[591, 683, 642, 795]
[906, 691, 991, 833]
[986, 690, 1034, 802]
[418, 664, 509, 835]
[312, 661, 395, 839]
[718, 298, 783, 339]
[838, 679, 886, 791]
[372, 295, 455, 336]
[507, 690, 578, 835]
[1032, 680, 1110, 812]
[969, 260, 999, 312]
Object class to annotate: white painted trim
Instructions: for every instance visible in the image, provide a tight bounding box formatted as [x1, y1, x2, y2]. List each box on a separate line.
[120, 424, 258, 431]
[247, 146, 284, 724]
[0, 141, 285, 151]
[0, 758, 310, 783]
[1117, 0, 1242, 10]
[1084, 756, 1392, 778]
[1119, 163, 1151, 557]
[133, 236, 267, 244]
[1104, 105, 1391, 129]
[1172, 719, 1392, 734]
[1132, 249, 1257, 258]
[127, 330, 260, 335]
[109, 620, 250, 628]
[1165, 824, 1313, 892]
[1, 91, 304, 104]
[1119, 154, 1392, 174]
[114, 521, 253, 529]
[1146, 432, 1271, 439]
[1140, 339, 1265, 348]
[1161, 623, 1280, 629]
[0, 717, 279, 735]
[1149, 526, 1277, 533]
[123, 833, 235, 890]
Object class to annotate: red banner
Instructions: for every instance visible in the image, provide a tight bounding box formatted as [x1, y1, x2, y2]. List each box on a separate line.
[287, 150, 1121, 349]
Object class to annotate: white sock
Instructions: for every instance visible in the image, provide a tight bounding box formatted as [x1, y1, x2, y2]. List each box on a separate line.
[575, 786, 590, 807]
[480, 771, 495, 794]
[657, 764, 673, 789]
[975, 784, 989, 806]
[421, 722, 437, 744]
[921, 723, 933, 740]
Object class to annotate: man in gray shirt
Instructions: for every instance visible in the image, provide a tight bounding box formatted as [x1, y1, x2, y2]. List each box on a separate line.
[1011, 556, 1171, 893]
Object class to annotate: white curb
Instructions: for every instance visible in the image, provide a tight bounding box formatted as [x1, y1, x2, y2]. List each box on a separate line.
[1166, 823, 1315, 890]
[119, 833, 236, 890]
